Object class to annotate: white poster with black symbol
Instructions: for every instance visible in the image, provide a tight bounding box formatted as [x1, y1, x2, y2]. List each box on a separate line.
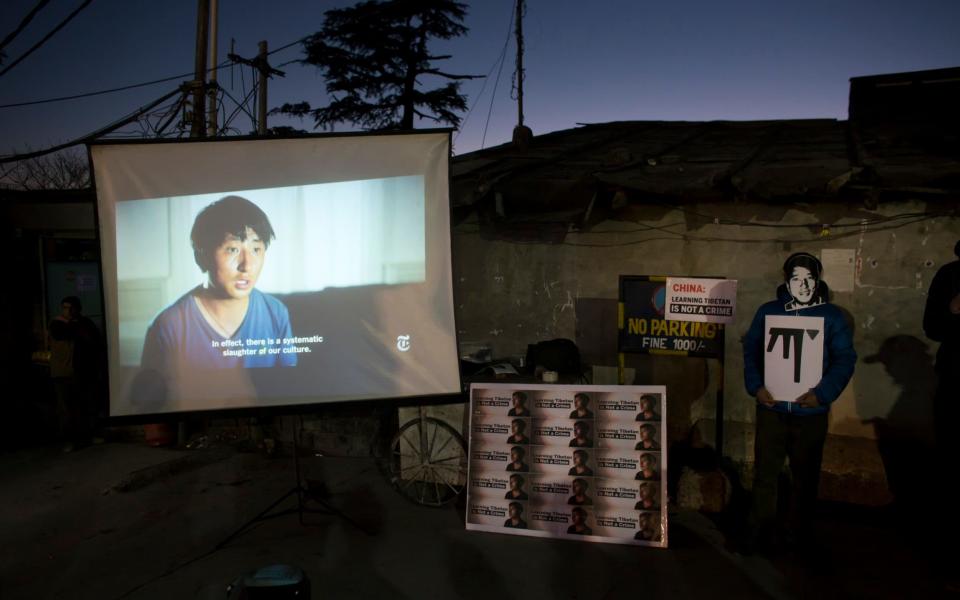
[764, 315, 824, 402]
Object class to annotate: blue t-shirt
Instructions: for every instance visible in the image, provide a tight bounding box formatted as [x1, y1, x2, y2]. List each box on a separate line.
[141, 287, 297, 375]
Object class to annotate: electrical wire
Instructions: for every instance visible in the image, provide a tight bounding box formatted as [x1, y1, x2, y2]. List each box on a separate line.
[0, 34, 306, 110]
[453, 209, 949, 247]
[266, 36, 309, 56]
[0, 0, 93, 79]
[454, 2, 514, 146]
[219, 84, 259, 131]
[0, 87, 181, 163]
[0, 34, 303, 160]
[0, 62, 224, 109]
[0, 0, 52, 55]
[480, 3, 515, 149]
[638, 196, 945, 229]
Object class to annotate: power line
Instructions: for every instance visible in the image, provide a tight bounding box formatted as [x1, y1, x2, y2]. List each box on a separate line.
[480, 2, 515, 149]
[0, 34, 306, 161]
[454, 4, 513, 146]
[0, 69, 199, 109]
[0, 35, 307, 110]
[641, 197, 945, 229]
[455, 210, 949, 247]
[0, 0, 52, 55]
[0, 87, 182, 164]
[267, 36, 308, 56]
[0, 0, 93, 79]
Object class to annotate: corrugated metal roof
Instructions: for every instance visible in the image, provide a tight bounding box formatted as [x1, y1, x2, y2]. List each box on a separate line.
[452, 118, 960, 210]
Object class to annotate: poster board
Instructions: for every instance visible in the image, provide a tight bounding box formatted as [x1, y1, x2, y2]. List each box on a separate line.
[619, 276, 724, 357]
[466, 384, 668, 548]
[763, 315, 824, 401]
[664, 277, 738, 324]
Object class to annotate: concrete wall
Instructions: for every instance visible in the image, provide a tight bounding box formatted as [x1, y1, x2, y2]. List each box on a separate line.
[452, 199, 956, 476]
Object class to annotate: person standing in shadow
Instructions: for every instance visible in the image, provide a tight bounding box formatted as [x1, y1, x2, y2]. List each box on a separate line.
[48, 296, 102, 451]
[922, 240, 960, 591]
[923, 240, 960, 462]
[741, 252, 857, 555]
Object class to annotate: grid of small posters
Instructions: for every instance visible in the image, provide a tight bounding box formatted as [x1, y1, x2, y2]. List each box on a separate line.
[465, 384, 668, 548]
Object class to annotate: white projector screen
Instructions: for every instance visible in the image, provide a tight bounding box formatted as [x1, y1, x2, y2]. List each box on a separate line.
[91, 132, 460, 417]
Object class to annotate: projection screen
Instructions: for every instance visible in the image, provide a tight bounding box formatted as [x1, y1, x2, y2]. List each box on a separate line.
[91, 131, 460, 417]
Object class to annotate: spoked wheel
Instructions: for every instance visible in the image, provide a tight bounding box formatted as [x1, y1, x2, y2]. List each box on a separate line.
[389, 416, 467, 507]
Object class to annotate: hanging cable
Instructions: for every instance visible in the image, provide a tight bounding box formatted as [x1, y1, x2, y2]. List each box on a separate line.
[0, 0, 93, 79]
[0, 0, 52, 55]
[480, 2, 516, 149]
[0, 87, 181, 163]
[0, 66, 214, 109]
[0, 33, 306, 109]
[454, 4, 514, 145]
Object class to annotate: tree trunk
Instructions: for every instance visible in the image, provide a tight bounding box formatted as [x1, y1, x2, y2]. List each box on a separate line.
[399, 18, 418, 130]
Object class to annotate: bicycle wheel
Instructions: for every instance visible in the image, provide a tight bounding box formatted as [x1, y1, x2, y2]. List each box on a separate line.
[388, 416, 467, 507]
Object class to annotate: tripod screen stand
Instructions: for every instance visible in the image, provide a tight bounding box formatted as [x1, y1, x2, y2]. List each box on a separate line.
[215, 417, 370, 550]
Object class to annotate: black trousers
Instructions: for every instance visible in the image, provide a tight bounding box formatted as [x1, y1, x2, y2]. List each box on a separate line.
[53, 376, 94, 445]
[748, 406, 829, 543]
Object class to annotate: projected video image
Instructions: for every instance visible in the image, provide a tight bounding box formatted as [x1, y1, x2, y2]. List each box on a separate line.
[93, 132, 459, 416]
[116, 177, 425, 368]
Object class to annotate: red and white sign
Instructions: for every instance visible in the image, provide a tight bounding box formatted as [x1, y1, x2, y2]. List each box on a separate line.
[664, 277, 738, 324]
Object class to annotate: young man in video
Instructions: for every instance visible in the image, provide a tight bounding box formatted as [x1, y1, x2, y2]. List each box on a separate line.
[141, 196, 297, 377]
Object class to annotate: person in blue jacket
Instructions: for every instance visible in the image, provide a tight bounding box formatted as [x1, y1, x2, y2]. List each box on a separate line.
[741, 252, 856, 553]
[137, 196, 296, 408]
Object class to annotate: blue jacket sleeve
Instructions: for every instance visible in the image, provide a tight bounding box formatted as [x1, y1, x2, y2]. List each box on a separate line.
[813, 309, 857, 405]
[742, 306, 766, 396]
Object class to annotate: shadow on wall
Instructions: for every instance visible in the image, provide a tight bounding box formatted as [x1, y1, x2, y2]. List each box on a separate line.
[861, 335, 937, 514]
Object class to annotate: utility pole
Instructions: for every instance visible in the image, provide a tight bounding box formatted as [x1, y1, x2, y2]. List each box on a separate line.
[207, 0, 219, 136]
[512, 0, 532, 148]
[227, 42, 284, 135]
[191, 0, 209, 138]
[515, 0, 525, 130]
[257, 41, 268, 135]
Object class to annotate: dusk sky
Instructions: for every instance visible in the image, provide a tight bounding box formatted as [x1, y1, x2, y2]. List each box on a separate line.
[1, 0, 959, 158]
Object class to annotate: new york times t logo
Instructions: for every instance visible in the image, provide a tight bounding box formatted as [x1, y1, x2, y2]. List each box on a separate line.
[397, 335, 411, 352]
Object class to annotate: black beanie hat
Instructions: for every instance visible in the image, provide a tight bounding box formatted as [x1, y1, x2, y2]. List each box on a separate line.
[782, 252, 822, 281]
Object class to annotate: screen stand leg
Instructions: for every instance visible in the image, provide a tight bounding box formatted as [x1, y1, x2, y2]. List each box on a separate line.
[214, 418, 372, 550]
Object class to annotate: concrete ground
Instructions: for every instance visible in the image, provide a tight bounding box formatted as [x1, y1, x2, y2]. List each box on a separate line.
[0, 441, 950, 600]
